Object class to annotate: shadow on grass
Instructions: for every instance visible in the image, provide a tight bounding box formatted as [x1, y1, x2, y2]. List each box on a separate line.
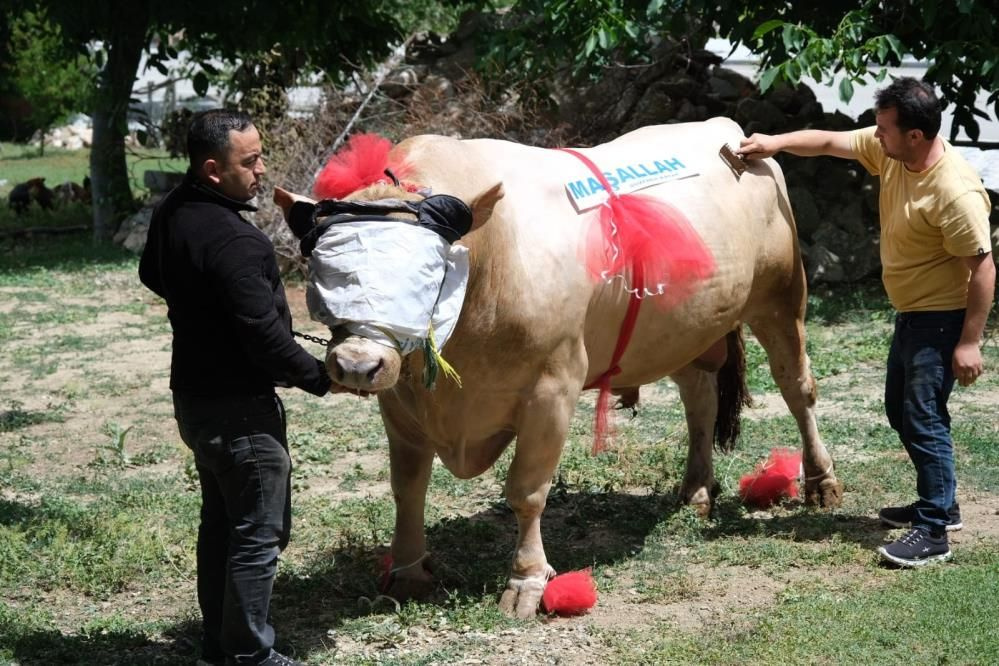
[1, 488, 889, 664]
[265, 486, 892, 657]
[705, 493, 889, 548]
[2, 617, 202, 666]
[0, 230, 134, 274]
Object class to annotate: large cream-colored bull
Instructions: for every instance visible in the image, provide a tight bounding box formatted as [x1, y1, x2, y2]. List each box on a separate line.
[276, 117, 842, 618]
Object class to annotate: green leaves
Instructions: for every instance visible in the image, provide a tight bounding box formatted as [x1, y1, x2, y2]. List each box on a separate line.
[838, 76, 855, 103]
[721, 1, 997, 141]
[192, 71, 209, 97]
[5, 8, 96, 154]
[752, 19, 783, 40]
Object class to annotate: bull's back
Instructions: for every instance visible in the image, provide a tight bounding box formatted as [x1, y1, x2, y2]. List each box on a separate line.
[389, 121, 798, 416]
[564, 120, 799, 382]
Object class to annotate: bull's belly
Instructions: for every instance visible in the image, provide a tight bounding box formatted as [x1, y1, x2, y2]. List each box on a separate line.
[582, 275, 748, 387]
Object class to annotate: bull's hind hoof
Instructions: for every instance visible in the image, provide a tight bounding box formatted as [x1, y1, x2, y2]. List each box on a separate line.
[805, 478, 843, 508]
[679, 481, 718, 518]
[499, 567, 554, 619]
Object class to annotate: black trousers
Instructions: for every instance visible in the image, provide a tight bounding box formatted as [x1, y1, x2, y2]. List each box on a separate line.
[173, 391, 291, 665]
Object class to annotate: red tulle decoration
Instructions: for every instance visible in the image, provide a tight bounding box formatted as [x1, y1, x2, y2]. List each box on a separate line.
[739, 448, 802, 508]
[314, 133, 412, 200]
[584, 192, 715, 452]
[586, 193, 715, 308]
[541, 569, 598, 616]
[378, 552, 394, 592]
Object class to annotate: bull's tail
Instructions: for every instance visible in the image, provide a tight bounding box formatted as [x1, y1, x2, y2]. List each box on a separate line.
[714, 327, 752, 451]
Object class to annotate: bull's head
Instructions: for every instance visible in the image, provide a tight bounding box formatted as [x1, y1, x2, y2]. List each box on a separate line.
[274, 181, 503, 394]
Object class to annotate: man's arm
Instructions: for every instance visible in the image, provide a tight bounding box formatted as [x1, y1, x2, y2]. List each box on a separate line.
[737, 129, 856, 160]
[953, 253, 996, 386]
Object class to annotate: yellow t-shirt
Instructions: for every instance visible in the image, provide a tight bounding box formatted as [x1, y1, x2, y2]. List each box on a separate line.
[851, 127, 992, 312]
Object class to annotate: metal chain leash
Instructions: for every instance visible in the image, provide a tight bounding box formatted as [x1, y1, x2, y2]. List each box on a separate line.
[293, 330, 330, 347]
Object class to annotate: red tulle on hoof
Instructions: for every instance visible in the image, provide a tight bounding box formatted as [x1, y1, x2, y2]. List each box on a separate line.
[541, 569, 598, 616]
[739, 448, 802, 508]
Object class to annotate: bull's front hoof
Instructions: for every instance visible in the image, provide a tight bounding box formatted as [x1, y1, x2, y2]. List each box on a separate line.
[804, 478, 843, 508]
[382, 554, 435, 603]
[679, 481, 718, 518]
[498, 567, 555, 619]
[384, 575, 436, 604]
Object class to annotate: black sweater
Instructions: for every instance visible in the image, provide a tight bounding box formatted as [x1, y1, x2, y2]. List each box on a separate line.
[139, 173, 331, 397]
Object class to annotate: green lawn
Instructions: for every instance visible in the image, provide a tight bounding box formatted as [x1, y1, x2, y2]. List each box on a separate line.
[0, 142, 186, 230]
[1, 225, 998, 664]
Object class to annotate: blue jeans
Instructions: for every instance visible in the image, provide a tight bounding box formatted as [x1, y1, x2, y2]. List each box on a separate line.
[884, 310, 964, 535]
[174, 391, 292, 665]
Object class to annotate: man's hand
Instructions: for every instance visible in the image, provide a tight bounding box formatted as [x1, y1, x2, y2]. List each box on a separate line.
[328, 383, 373, 398]
[955, 253, 995, 387]
[273, 185, 316, 217]
[737, 133, 780, 160]
[737, 129, 855, 160]
[953, 341, 984, 387]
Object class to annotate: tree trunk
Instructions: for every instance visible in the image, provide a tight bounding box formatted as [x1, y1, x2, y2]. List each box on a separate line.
[89, 7, 149, 244]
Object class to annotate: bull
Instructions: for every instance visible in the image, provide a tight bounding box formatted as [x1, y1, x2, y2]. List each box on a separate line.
[275, 117, 842, 618]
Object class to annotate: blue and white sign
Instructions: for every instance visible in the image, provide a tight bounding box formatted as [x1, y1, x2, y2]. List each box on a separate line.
[564, 155, 697, 211]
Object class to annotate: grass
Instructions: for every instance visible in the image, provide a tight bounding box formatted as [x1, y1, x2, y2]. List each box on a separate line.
[607, 547, 999, 664]
[0, 142, 186, 241]
[1, 227, 998, 664]
[0, 141, 185, 200]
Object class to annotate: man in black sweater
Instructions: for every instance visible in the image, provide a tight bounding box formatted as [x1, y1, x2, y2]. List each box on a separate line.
[140, 109, 330, 666]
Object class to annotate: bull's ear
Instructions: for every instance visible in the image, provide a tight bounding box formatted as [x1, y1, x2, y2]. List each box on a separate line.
[469, 182, 504, 232]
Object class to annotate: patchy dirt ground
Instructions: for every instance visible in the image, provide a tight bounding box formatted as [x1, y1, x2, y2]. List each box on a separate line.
[3, 275, 999, 665]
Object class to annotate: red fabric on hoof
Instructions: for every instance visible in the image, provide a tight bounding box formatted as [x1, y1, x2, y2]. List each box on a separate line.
[739, 448, 802, 508]
[541, 569, 598, 616]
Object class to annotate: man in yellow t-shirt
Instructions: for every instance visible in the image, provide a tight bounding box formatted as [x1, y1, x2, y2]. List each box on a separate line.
[737, 77, 994, 568]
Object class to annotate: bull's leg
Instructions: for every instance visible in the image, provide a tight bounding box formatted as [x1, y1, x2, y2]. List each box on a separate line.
[382, 410, 436, 601]
[746, 312, 843, 507]
[670, 364, 719, 517]
[499, 372, 582, 618]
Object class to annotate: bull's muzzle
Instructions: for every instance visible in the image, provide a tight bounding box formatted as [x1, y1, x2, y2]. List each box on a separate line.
[325, 337, 402, 392]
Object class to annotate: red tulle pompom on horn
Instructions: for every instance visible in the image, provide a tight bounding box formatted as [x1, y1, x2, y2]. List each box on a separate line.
[541, 569, 598, 616]
[314, 133, 411, 200]
[739, 448, 802, 508]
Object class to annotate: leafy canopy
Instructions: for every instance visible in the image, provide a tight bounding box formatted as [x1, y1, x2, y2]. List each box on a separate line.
[5, 8, 95, 153]
[474, 0, 999, 142]
[747, 0, 999, 142]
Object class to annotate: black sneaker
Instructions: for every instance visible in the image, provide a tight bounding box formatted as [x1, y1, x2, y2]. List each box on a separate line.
[257, 651, 306, 666]
[225, 651, 306, 666]
[878, 501, 963, 531]
[878, 527, 951, 568]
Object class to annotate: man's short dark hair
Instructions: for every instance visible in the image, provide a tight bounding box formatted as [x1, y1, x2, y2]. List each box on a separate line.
[186, 109, 254, 169]
[874, 77, 941, 140]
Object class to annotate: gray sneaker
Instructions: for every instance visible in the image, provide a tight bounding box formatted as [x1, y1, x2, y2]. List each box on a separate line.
[878, 501, 963, 532]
